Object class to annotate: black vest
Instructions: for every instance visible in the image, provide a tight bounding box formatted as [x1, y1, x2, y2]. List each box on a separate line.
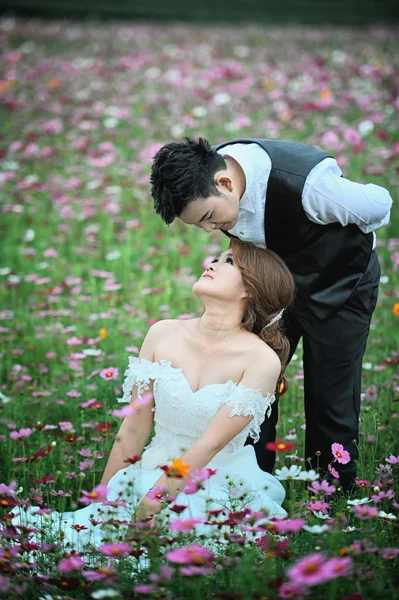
[213, 138, 373, 320]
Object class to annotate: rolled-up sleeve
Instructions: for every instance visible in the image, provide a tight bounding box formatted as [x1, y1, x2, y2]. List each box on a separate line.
[302, 158, 393, 233]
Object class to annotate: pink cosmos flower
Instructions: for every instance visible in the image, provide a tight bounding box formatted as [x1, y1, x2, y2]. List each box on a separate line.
[385, 455, 399, 464]
[351, 505, 379, 520]
[308, 480, 336, 495]
[59, 421, 75, 433]
[381, 548, 399, 560]
[279, 581, 308, 598]
[170, 517, 205, 532]
[0, 481, 17, 496]
[10, 428, 33, 440]
[100, 367, 119, 380]
[166, 544, 214, 565]
[287, 553, 328, 586]
[134, 584, 158, 594]
[148, 566, 173, 583]
[180, 565, 214, 576]
[328, 464, 340, 479]
[371, 489, 395, 502]
[356, 479, 370, 488]
[98, 542, 131, 556]
[78, 484, 108, 505]
[58, 554, 85, 573]
[147, 486, 167, 502]
[307, 500, 330, 514]
[331, 443, 351, 464]
[83, 568, 115, 581]
[272, 519, 305, 533]
[322, 557, 352, 579]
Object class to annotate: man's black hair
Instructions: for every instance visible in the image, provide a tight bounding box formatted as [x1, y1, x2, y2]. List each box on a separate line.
[150, 137, 227, 225]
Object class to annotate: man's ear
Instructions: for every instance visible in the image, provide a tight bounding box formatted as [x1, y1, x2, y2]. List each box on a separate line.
[215, 173, 234, 193]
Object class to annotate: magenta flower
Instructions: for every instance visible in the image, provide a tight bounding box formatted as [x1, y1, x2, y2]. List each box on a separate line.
[381, 548, 399, 560]
[58, 554, 85, 573]
[307, 500, 330, 514]
[112, 405, 135, 418]
[100, 367, 119, 380]
[356, 479, 370, 488]
[287, 553, 328, 586]
[328, 464, 340, 479]
[272, 519, 305, 533]
[180, 565, 214, 576]
[170, 517, 204, 532]
[0, 481, 17, 496]
[322, 557, 352, 579]
[98, 542, 131, 556]
[331, 443, 351, 464]
[78, 484, 109, 505]
[147, 486, 167, 502]
[308, 480, 336, 495]
[385, 455, 399, 464]
[10, 428, 33, 440]
[59, 421, 75, 433]
[352, 505, 379, 520]
[148, 566, 173, 583]
[134, 584, 158, 594]
[371, 489, 395, 502]
[279, 581, 308, 598]
[166, 544, 214, 565]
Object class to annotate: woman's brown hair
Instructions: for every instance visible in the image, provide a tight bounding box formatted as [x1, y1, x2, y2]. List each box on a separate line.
[230, 239, 295, 388]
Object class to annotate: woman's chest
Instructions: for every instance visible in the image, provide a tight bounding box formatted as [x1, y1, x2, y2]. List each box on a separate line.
[154, 341, 247, 393]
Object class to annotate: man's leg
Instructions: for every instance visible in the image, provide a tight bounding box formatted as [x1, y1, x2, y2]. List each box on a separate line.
[300, 252, 380, 490]
[245, 309, 303, 472]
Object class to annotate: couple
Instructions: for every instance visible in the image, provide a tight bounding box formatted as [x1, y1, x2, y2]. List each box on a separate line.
[11, 239, 294, 545]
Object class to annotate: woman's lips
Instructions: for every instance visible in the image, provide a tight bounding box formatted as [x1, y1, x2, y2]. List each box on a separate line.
[202, 274, 213, 279]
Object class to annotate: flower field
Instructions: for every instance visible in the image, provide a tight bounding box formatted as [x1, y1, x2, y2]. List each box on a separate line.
[0, 17, 398, 600]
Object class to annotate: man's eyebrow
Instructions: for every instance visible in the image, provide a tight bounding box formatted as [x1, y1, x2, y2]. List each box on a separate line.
[199, 211, 209, 223]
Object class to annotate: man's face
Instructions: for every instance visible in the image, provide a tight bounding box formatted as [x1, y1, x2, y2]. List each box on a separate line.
[180, 194, 239, 233]
[179, 167, 242, 234]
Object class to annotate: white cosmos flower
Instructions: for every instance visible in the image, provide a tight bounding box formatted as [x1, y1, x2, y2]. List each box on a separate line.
[378, 511, 397, 520]
[342, 526, 357, 532]
[312, 511, 332, 520]
[303, 524, 329, 534]
[275, 465, 303, 480]
[298, 469, 319, 482]
[347, 497, 370, 505]
[82, 349, 102, 356]
[91, 590, 120, 599]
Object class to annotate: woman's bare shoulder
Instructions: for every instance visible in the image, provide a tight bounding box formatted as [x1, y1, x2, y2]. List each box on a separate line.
[241, 331, 281, 369]
[147, 318, 199, 340]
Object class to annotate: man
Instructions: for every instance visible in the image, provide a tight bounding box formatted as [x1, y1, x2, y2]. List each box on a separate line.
[150, 136, 392, 490]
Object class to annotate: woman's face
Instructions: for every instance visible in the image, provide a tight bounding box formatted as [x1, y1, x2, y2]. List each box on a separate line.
[193, 249, 248, 301]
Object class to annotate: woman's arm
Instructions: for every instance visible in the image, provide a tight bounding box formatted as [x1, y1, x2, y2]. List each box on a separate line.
[136, 348, 280, 518]
[99, 322, 166, 487]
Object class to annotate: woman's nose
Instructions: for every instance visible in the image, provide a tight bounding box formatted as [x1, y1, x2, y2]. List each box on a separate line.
[203, 222, 215, 233]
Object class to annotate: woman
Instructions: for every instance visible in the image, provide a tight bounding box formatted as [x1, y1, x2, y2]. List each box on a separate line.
[11, 239, 295, 547]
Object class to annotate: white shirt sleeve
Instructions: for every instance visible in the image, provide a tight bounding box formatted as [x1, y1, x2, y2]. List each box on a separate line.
[302, 158, 393, 233]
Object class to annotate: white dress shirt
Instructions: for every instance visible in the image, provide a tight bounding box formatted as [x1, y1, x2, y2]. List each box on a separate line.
[217, 143, 393, 250]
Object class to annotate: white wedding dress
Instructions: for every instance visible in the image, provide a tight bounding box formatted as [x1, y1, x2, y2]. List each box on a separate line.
[11, 358, 286, 549]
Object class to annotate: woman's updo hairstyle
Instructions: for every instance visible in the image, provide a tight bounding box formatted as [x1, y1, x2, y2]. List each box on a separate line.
[230, 239, 295, 385]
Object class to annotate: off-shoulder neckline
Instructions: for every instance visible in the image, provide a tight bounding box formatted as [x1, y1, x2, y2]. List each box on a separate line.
[128, 356, 275, 400]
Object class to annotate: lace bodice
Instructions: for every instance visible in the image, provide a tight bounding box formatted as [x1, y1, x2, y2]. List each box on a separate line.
[118, 357, 275, 470]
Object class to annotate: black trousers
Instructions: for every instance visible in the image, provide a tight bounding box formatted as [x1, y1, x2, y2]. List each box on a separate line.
[245, 251, 381, 489]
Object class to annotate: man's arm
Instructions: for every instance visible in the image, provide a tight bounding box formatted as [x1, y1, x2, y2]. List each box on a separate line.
[302, 158, 393, 233]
